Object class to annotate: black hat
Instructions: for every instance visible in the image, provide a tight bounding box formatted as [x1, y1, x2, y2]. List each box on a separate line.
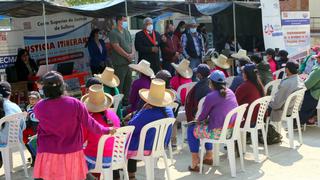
[0, 81, 11, 98]
[266, 48, 275, 56]
[285, 62, 299, 74]
[85, 77, 102, 88]
[278, 50, 288, 57]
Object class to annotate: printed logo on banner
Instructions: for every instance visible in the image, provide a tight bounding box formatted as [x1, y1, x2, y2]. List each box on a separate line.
[0, 55, 16, 68]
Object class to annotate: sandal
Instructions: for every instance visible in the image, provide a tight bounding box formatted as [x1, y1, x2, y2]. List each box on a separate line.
[188, 165, 200, 172]
[203, 159, 213, 166]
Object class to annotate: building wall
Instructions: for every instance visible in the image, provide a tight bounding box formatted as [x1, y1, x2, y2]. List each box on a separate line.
[310, 0, 320, 17]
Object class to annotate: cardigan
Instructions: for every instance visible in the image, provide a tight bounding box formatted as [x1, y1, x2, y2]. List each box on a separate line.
[129, 75, 151, 112]
[235, 81, 262, 127]
[83, 109, 120, 157]
[304, 65, 320, 100]
[127, 107, 174, 157]
[198, 89, 238, 129]
[170, 75, 192, 105]
[34, 96, 110, 154]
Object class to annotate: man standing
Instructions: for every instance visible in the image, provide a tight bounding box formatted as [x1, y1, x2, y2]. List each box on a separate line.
[160, 23, 183, 75]
[135, 17, 161, 73]
[110, 16, 134, 105]
[181, 20, 205, 70]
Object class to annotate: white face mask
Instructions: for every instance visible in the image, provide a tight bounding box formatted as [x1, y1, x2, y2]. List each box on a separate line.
[39, 89, 44, 96]
[190, 28, 197, 33]
[237, 66, 241, 74]
[146, 25, 153, 32]
[275, 57, 280, 61]
[180, 28, 185, 32]
[98, 34, 103, 40]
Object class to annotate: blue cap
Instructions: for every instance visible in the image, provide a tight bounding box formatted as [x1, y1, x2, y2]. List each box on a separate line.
[243, 64, 256, 73]
[193, 64, 211, 77]
[209, 70, 226, 83]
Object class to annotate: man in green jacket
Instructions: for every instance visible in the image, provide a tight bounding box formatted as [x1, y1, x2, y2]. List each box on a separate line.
[299, 52, 320, 125]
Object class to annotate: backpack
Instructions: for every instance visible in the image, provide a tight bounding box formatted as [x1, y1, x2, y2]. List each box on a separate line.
[258, 124, 282, 145]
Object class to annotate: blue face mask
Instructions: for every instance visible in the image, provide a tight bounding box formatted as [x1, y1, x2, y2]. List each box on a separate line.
[122, 21, 128, 29]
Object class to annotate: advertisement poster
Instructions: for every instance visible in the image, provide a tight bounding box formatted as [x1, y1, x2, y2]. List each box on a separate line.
[12, 12, 93, 72]
[0, 30, 24, 69]
[282, 11, 310, 58]
[260, 0, 285, 50]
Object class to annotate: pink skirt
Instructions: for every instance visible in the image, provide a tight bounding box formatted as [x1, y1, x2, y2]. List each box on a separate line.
[33, 150, 88, 180]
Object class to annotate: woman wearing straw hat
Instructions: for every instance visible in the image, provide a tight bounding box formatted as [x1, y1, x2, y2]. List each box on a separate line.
[33, 71, 116, 180]
[81, 84, 121, 179]
[94, 67, 123, 119]
[128, 60, 155, 112]
[187, 70, 238, 172]
[127, 79, 175, 179]
[170, 59, 193, 105]
[211, 54, 230, 77]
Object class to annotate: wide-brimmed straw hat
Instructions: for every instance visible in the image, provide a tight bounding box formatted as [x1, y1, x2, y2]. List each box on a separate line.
[171, 59, 193, 78]
[81, 84, 113, 113]
[94, 67, 120, 88]
[129, 60, 155, 77]
[231, 49, 250, 61]
[211, 54, 230, 69]
[139, 79, 175, 107]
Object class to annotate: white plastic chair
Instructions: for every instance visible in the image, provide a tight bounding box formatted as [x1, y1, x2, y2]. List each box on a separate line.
[240, 96, 272, 162]
[131, 118, 175, 180]
[225, 76, 235, 88]
[317, 99, 320, 128]
[264, 79, 281, 97]
[0, 112, 28, 180]
[176, 82, 196, 146]
[273, 68, 286, 79]
[89, 126, 135, 180]
[267, 88, 306, 148]
[111, 94, 124, 113]
[167, 102, 180, 163]
[199, 104, 248, 177]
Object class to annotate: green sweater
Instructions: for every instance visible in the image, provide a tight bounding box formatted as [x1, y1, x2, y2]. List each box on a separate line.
[305, 65, 320, 100]
[103, 86, 123, 119]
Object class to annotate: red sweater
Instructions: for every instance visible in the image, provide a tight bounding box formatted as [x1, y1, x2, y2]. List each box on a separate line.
[235, 81, 262, 127]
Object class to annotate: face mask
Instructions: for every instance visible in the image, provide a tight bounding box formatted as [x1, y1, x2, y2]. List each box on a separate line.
[168, 31, 173, 36]
[39, 89, 44, 96]
[122, 21, 128, 29]
[180, 28, 185, 32]
[237, 66, 241, 74]
[275, 57, 280, 61]
[146, 25, 153, 32]
[190, 28, 197, 33]
[98, 34, 103, 40]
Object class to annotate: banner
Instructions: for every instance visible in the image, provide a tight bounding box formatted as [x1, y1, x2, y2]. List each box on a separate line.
[0, 30, 24, 69]
[260, 0, 285, 50]
[12, 12, 93, 72]
[282, 11, 310, 58]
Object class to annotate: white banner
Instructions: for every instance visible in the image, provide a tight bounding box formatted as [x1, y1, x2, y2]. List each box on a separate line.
[261, 0, 285, 50]
[282, 11, 310, 58]
[0, 30, 24, 69]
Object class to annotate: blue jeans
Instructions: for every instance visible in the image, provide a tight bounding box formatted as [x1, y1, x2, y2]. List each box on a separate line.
[187, 124, 213, 153]
[189, 57, 202, 81]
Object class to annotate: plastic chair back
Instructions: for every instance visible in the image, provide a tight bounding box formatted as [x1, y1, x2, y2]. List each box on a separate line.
[219, 104, 248, 142]
[273, 68, 285, 79]
[264, 79, 281, 96]
[0, 112, 27, 147]
[225, 76, 235, 88]
[281, 88, 306, 120]
[137, 118, 175, 158]
[92, 126, 135, 172]
[243, 96, 272, 129]
[176, 82, 196, 102]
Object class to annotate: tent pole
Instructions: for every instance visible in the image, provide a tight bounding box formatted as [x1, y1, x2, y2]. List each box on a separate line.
[188, 3, 192, 20]
[125, 0, 128, 17]
[42, 0, 49, 72]
[233, 1, 237, 53]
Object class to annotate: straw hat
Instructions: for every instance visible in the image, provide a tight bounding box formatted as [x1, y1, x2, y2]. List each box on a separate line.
[139, 79, 175, 107]
[129, 60, 155, 77]
[94, 67, 120, 88]
[231, 49, 250, 61]
[81, 84, 113, 113]
[211, 54, 230, 69]
[171, 59, 193, 78]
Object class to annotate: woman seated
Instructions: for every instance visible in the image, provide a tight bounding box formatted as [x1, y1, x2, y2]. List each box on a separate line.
[251, 55, 273, 86]
[187, 70, 238, 172]
[127, 79, 175, 179]
[170, 59, 193, 105]
[270, 62, 305, 124]
[128, 60, 154, 113]
[82, 84, 121, 179]
[299, 53, 320, 125]
[210, 54, 230, 77]
[235, 64, 265, 127]
[229, 58, 251, 92]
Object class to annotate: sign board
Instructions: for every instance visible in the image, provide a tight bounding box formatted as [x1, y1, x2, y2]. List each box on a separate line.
[0, 30, 24, 68]
[282, 11, 310, 58]
[260, 0, 285, 50]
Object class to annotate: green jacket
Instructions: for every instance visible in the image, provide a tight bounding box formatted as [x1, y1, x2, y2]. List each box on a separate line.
[256, 61, 273, 86]
[305, 64, 320, 100]
[103, 86, 123, 119]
